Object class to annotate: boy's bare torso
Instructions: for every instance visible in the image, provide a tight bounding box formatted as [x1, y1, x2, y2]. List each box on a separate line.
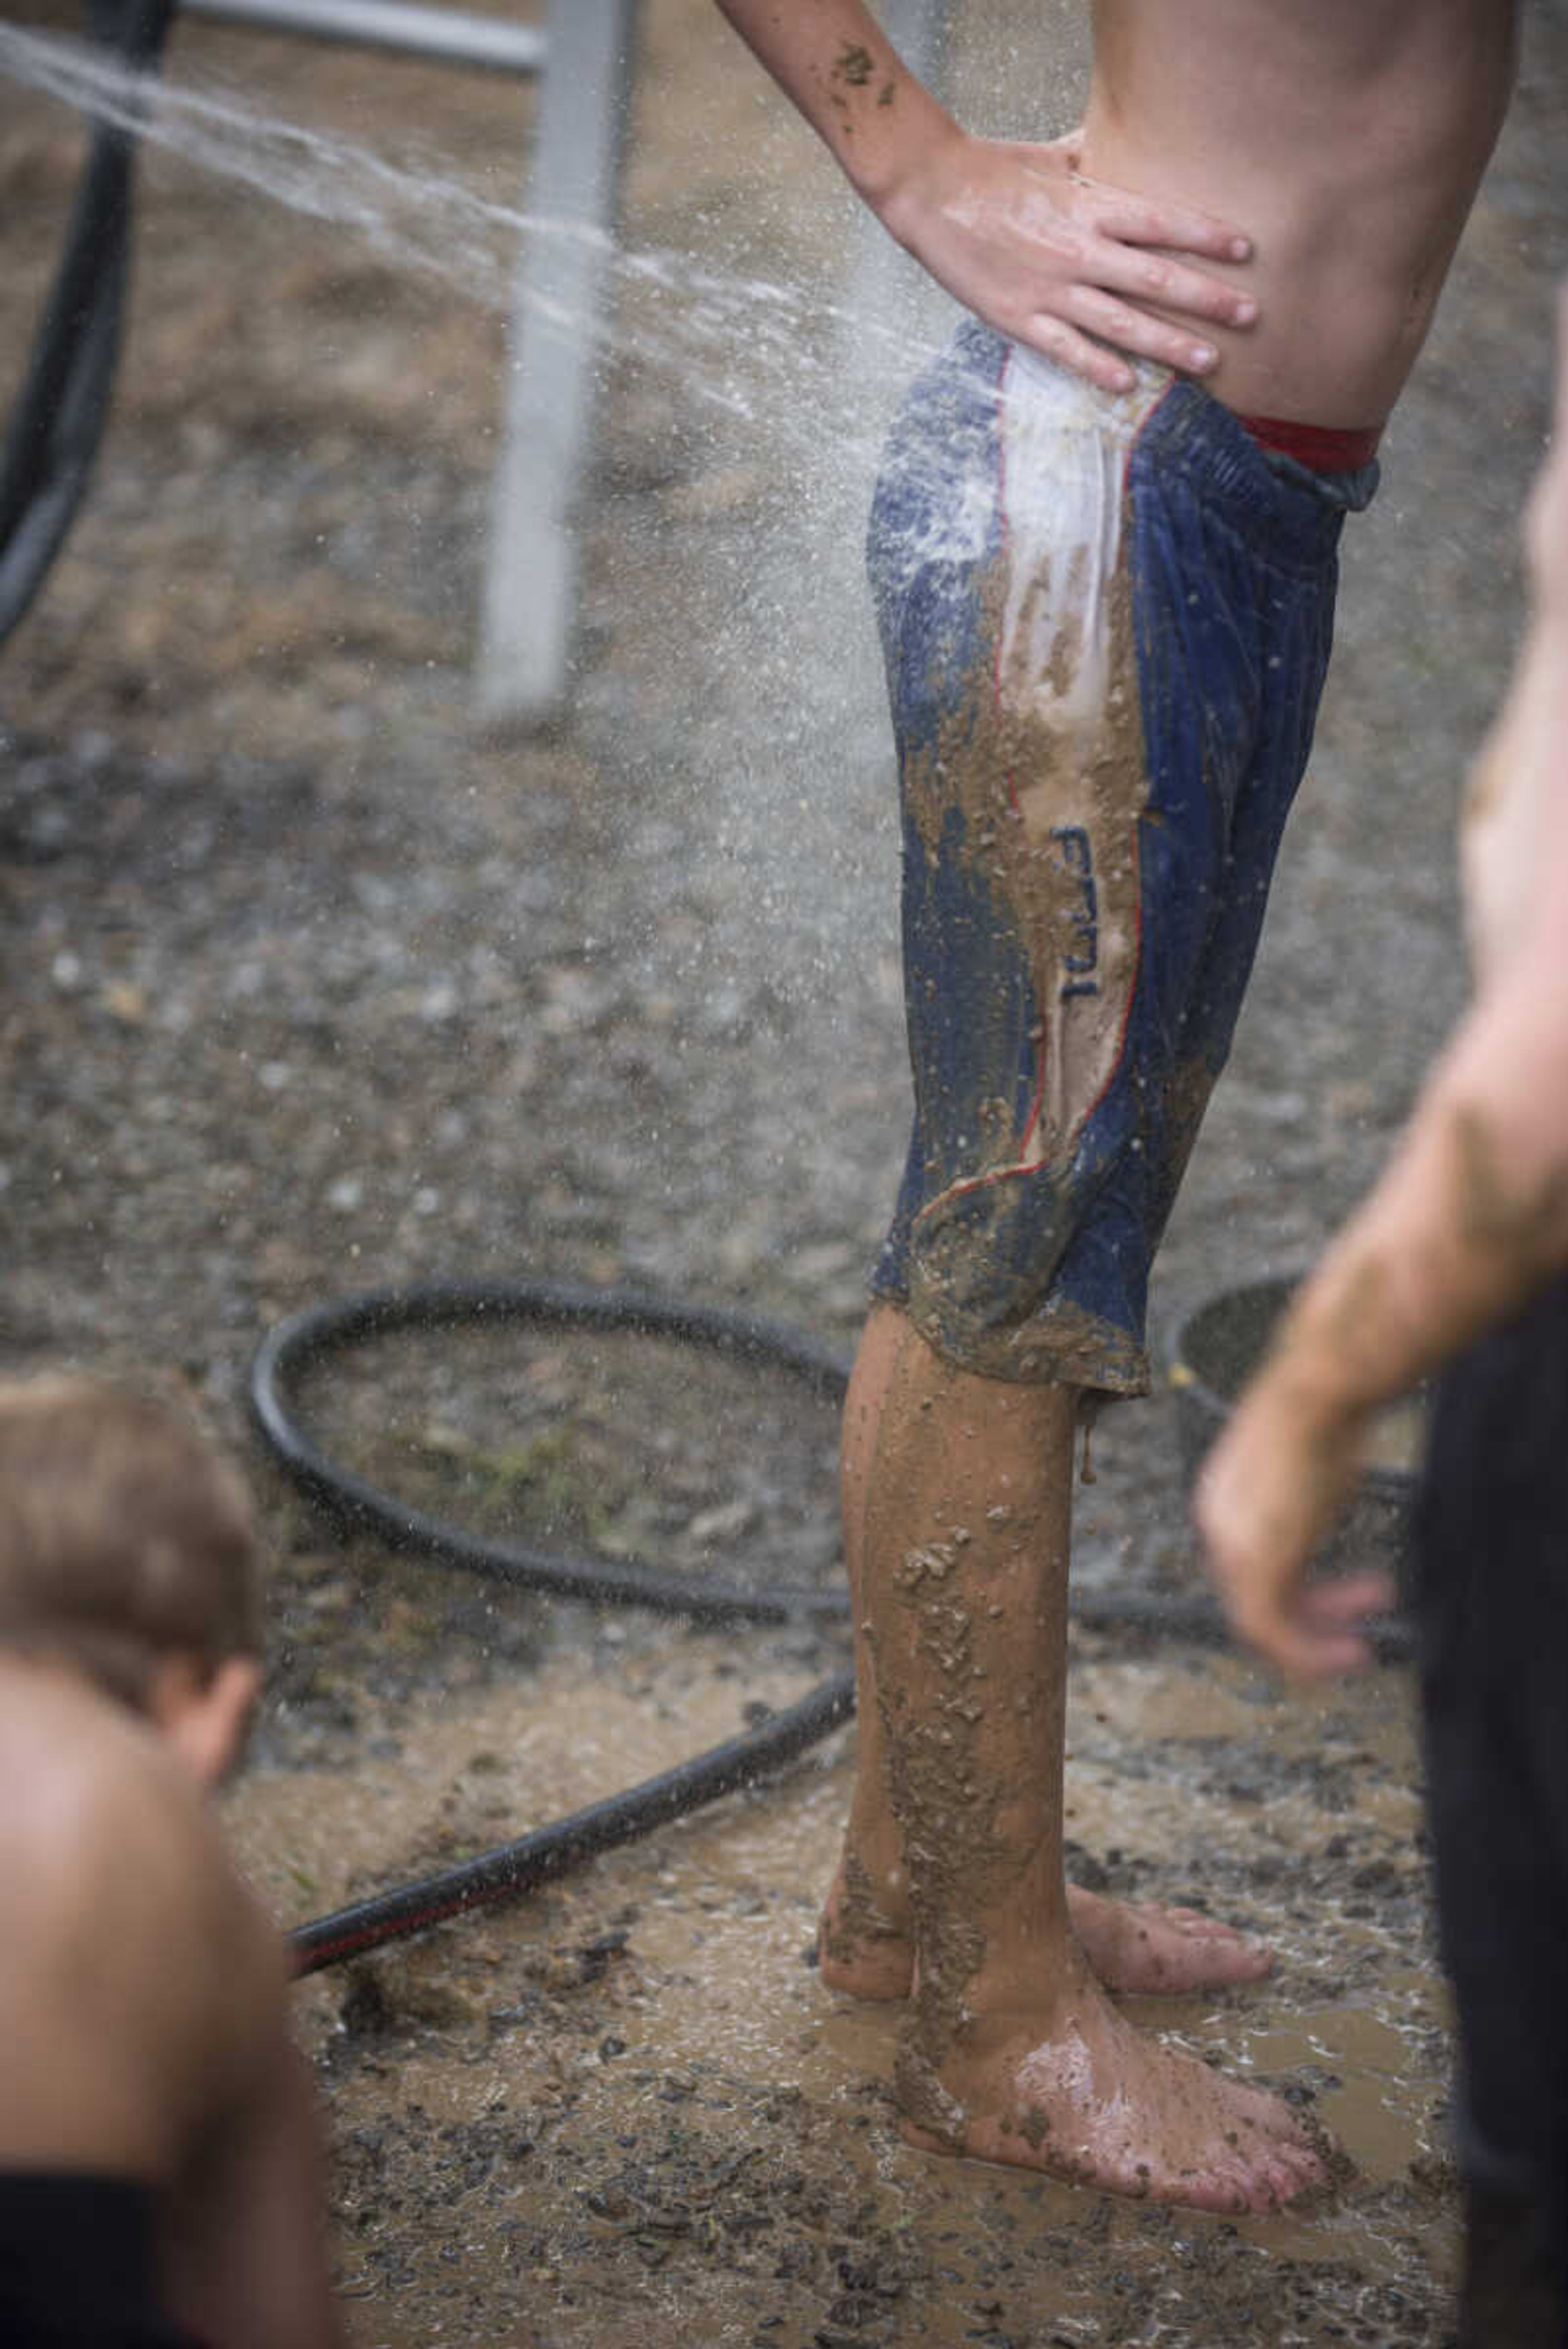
[1083, 0, 1519, 424]
[0, 1658, 345, 2344]
[0, 1662, 269, 2182]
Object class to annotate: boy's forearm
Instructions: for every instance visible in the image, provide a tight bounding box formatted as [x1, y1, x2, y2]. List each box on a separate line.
[1259, 985, 1568, 1439]
[708, 0, 958, 209]
[1261, 571, 1568, 1438]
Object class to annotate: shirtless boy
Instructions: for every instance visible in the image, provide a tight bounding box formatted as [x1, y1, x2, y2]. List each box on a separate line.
[1199, 285, 1568, 2341]
[710, 0, 1519, 2211]
[0, 1374, 344, 2349]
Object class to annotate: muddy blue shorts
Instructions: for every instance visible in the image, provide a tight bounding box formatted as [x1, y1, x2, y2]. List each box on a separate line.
[866, 321, 1379, 1394]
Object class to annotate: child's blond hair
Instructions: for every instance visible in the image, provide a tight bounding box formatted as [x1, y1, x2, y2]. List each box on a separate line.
[0, 1374, 263, 1708]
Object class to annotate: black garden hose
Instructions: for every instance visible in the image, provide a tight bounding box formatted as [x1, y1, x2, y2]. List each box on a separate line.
[288, 1670, 857, 1975]
[0, 0, 175, 648]
[252, 1282, 861, 1977]
[252, 1282, 855, 1625]
[252, 1277, 1403, 1978]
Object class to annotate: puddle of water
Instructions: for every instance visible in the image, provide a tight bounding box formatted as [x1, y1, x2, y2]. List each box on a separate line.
[1236, 1993, 1449, 2185]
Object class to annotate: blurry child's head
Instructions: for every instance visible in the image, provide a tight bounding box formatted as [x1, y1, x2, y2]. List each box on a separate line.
[0, 1373, 264, 1779]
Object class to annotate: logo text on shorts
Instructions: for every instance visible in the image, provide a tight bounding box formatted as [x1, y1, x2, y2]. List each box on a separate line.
[1051, 824, 1099, 1000]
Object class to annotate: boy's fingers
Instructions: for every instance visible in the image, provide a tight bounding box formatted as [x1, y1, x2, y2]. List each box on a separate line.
[1298, 1571, 1397, 1631]
[1093, 242, 1260, 330]
[1062, 283, 1220, 376]
[1234, 1614, 1320, 1683]
[1288, 1629, 1379, 1682]
[1085, 185, 1253, 265]
[1016, 312, 1135, 393]
[1025, 258, 1260, 388]
[1247, 1612, 1370, 1685]
[1228, 1570, 1393, 1683]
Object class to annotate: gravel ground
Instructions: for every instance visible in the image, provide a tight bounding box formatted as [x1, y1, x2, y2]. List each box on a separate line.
[3, 3, 1567, 2342]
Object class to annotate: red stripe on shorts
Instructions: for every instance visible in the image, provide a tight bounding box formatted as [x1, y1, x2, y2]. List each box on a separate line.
[1237, 413, 1382, 472]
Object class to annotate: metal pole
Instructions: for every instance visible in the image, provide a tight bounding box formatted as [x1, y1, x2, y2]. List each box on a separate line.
[477, 0, 634, 724]
[177, 0, 546, 76]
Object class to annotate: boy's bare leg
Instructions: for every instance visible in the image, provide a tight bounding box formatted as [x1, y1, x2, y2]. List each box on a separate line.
[828, 1311, 1323, 2206]
[822, 1304, 1272, 2000]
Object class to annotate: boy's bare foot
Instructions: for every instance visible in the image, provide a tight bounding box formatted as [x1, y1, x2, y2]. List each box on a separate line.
[1065, 1884, 1273, 1995]
[899, 1971, 1328, 2212]
[820, 1859, 1272, 2001]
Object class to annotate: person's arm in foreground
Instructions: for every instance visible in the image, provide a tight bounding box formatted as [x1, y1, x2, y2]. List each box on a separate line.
[708, 0, 1258, 390]
[162, 1900, 348, 2349]
[1196, 289, 1568, 1683]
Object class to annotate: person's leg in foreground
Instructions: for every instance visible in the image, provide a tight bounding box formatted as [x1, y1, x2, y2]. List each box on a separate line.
[1415, 1284, 1568, 2345]
[817, 324, 1374, 2204]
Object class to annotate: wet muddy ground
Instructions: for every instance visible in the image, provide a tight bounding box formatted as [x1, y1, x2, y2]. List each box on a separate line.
[3, 1, 1568, 2342]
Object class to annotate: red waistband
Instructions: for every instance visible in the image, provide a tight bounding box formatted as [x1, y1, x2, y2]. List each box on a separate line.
[1237, 413, 1383, 473]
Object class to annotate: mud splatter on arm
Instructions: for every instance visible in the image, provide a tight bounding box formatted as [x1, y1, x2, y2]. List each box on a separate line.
[707, 0, 955, 203]
[1249, 1070, 1568, 1452]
